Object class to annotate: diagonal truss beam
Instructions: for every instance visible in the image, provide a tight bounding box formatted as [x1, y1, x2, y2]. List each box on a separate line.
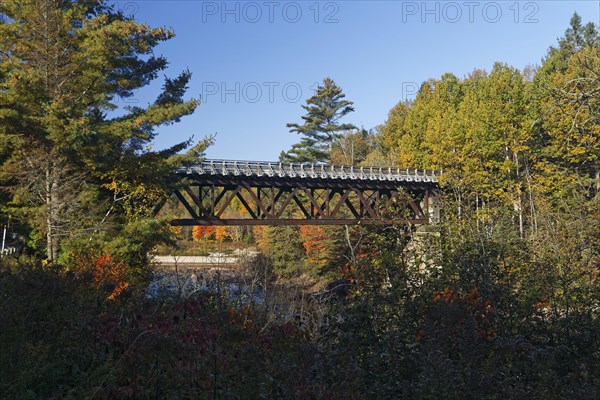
[159, 183, 434, 226]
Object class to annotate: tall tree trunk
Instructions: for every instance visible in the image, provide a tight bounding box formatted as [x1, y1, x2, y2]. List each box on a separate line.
[45, 159, 56, 262]
[525, 165, 538, 237]
[514, 151, 524, 238]
[44, 155, 65, 263]
[513, 193, 524, 239]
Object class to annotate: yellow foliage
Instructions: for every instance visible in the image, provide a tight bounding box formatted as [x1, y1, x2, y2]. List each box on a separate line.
[215, 226, 232, 242]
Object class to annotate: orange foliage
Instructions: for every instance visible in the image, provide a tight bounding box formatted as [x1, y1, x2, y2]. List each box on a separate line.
[229, 306, 256, 331]
[192, 226, 215, 241]
[215, 226, 232, 242]
[92, 255, 129, 300]
[299, 226, 330, 266]
[74, 253, 129, 300]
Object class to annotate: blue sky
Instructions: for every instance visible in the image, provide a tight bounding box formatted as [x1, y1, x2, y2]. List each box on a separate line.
[117, 0, 600, 161]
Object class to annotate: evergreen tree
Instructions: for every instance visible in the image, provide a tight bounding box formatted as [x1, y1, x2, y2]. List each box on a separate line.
[0, 0, 209, 262]
[267, 225, 305, 275]
[282, 77, 355, 162]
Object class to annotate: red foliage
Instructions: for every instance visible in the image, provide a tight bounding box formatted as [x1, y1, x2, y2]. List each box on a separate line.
[92, 255, 129, 300]
[73, 253, 129, 300]
[299, 226, 331, 265]
[192, 225, 215, 240]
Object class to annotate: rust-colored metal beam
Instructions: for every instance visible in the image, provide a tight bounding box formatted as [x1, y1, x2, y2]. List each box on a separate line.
[274, 188, 299, 218]
[173, 189, 199, 219]
[157, 167, 438, 226]
[235, 191, 257, 219]
[216, 186, 241, 217]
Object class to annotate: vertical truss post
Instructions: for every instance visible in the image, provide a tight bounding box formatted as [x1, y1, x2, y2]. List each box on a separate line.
[210, 185, 216, 216]
[256, 188, 262, 217]
[423, 189, 430, 220]
[310, 189, 315, 218]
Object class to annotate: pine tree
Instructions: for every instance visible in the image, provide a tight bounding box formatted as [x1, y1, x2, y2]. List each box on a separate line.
[0, 0, 209, 262]
[268, 225, 305, 275]
[282, 77, 355, 162]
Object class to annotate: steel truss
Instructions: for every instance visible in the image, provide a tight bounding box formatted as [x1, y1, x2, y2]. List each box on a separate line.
[156, 162, 438, 226]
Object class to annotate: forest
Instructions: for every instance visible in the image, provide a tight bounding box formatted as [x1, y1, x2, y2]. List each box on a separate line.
[0, 1, 598, 398]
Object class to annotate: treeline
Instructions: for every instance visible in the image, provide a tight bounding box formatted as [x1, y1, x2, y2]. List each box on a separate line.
[372, 13, 598, 237]
[255, 14, 598, 282]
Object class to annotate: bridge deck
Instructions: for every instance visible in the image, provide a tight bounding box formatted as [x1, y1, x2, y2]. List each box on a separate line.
[180, 160, 440, 183]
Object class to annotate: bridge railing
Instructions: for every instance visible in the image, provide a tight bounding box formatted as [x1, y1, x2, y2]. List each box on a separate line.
[181, 159, 440, 183]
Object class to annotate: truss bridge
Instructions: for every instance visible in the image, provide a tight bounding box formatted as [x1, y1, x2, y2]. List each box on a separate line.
[155, 159, 441, 226]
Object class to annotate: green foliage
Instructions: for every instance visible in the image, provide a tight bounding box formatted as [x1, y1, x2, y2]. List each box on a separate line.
[0, 0, 210, 262]
[317, 14, 600, 398]
[330, 128, 373, 166]
[282, 77, 356, 162]
[266, 225, 305, 275]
